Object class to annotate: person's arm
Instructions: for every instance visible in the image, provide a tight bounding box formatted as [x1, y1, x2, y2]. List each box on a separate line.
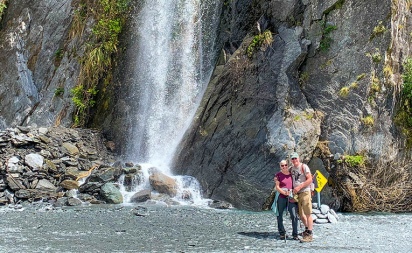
[302, 170, 313, 188]
[294, 165, 312, 192]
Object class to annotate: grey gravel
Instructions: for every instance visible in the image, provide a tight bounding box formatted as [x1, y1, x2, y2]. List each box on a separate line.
[0, 204, 410, 253]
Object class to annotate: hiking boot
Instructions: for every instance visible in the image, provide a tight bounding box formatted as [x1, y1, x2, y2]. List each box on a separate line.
[279, 234, 286, 240]
[300, 233, 313, 243]
[292, 235, 299, 240]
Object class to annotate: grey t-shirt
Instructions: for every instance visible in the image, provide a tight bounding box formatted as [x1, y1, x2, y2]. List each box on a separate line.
[290, 163, 311, 192]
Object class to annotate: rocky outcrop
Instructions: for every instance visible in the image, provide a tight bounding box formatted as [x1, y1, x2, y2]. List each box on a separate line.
[0, 0, 89, 129]
[0, 126, 117, 205]
[173, 0, 412, 211]
[302, 0, 399, 157]
[173, 0, 322, 210]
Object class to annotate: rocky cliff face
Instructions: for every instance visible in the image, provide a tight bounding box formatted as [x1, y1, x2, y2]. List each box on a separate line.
[0, 0, 87, 129]
[173, 0, 412, 210]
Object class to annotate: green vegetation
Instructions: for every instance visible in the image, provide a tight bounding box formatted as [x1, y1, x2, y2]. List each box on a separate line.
[339, 78, 361, 98]
[246, 30, 273, 58]
[320, 59, 333, 69]
[319, 22, 337, 51]
[334, 0, 345, 9]
[293, 115, 301, 121]
[370, 21, 386, 40]
[395, 58, 412, 146]
[323, 0, 345, 15]
[54, 87, 65, 97]
[371, 51, 382, 63]
[356, 73, 366, 81]
[0, 1, 7, 22]
[350, 81, 358, 89]
[361, 115, 374, 127]
[370, 76, 380, 93]
[299, 71, 309, 85]
[366, 49, 382, 63]
[55, 49, 63, 60]
[70, 3, 87, 39]
[70, 0, 130, 126]
[339, 86, 350, 97]
[367, 95, 375, 105]
[71, 85, 98, 115]
[340, 155, 366, 167]
[383, 65, 393, 78]
[54, 48, 64, 66]
[293, 111, 316, 121]
[304, 112, 314, 120]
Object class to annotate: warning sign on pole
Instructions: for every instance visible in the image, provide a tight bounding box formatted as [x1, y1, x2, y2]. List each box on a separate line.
[313, 170, 328, 192]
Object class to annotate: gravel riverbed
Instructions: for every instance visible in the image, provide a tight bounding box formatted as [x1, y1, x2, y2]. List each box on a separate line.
[0, 203, 410, 253]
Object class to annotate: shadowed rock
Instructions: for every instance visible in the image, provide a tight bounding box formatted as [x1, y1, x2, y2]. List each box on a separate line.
[130, 189, 151, 203]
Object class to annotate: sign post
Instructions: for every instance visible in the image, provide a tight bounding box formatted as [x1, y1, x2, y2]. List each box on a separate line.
[313, 170, 328, 208]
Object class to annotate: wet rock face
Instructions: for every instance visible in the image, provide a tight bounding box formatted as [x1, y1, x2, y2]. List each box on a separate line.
[0, 126, 116, 205]
[0, 0, 90, 129]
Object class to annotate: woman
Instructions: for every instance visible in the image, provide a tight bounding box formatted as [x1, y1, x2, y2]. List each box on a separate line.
[274, 160, 299, 240]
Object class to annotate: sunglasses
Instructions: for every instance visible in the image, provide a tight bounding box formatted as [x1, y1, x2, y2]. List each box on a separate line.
[291, 158, 298, 160]
[280, 164, 288, 167]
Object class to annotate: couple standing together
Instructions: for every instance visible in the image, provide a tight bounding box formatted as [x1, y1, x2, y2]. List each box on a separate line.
[274, 152, 313, 242]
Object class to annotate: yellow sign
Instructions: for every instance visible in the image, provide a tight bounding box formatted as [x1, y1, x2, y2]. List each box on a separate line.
[313, 170, 328, 192]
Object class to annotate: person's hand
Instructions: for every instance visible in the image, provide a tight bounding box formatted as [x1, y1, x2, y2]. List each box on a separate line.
[293, 187, 300, 194]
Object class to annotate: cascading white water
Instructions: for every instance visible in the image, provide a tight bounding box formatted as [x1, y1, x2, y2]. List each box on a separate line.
[121, 0, 221, 204]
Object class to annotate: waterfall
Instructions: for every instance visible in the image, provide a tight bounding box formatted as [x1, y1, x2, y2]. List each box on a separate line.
[121, 0, 221, 204]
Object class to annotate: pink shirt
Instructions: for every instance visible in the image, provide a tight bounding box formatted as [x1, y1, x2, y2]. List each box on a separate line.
[275, 172, 293, 198]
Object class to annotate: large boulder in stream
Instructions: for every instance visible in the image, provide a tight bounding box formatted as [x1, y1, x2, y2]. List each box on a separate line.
[99, 183, 123, 204]
[149, 171, 178, 197]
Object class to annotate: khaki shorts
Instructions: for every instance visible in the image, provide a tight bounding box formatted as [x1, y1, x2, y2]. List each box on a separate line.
[298, 191, 312, 215]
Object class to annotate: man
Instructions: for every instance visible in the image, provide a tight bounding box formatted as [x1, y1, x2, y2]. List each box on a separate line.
[290, 152, 314, 242]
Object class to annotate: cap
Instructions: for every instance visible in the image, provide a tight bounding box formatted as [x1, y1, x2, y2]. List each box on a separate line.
[290, 152, 299, 159]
